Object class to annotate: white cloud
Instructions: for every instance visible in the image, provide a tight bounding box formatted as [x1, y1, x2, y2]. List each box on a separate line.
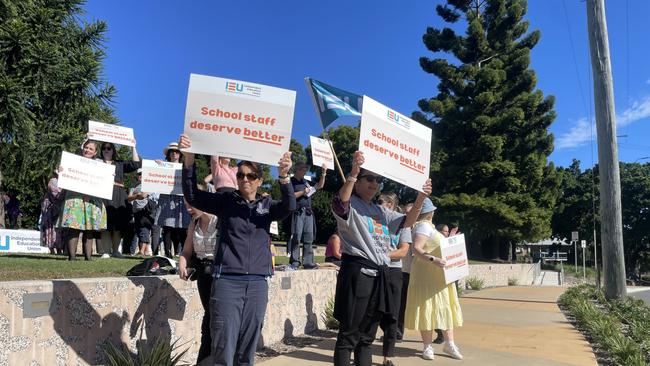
[556, 117, 593, 149]
[556, 95, 650, 149]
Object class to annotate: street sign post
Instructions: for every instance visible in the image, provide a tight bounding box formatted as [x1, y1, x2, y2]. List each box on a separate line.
[572, 231, 579, 272]
[581, 240, 587, 280]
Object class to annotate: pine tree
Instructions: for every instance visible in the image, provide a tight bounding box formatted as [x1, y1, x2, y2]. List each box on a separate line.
[414, 0, 560, 259]
[0, 0, 116, 227]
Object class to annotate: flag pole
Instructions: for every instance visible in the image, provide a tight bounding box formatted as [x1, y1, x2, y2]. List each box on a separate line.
[304, 77, 346, 181]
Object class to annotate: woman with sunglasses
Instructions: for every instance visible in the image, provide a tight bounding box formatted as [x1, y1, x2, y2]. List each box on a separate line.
[97, 141, 141, 257]
[332, 151, 432, 366]
[179, 133, 295, 366]
[57, 139, 107, 260]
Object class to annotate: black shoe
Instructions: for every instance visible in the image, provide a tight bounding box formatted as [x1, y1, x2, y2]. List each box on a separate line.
[433, 332, 444, 344]
[383, 360, 395, 366]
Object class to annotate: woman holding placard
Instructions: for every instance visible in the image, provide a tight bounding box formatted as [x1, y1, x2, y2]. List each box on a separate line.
[405, 200, 463, 360]
[157, 142, 190, 258]
[57, 139, 107, 261]
[98, 141, 141, 258]
[331, 151, 431, 366]
[179, 133, 295, 366]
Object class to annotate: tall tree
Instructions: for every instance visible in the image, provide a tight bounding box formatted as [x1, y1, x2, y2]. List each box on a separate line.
[0, 0, 116, 227]
[414, 0, 560, 259]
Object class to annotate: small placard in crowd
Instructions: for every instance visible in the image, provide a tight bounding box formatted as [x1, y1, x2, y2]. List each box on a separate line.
[87, 120, 136, 147]
[57, 151, 116, 200]
[140, 159, 183, 195]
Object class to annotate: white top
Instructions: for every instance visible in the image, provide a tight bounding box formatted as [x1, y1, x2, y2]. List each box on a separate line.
[193, 215, 218, 260]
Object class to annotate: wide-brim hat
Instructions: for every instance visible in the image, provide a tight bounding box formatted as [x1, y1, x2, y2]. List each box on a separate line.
[421, 197, 437, 215]
[163, 142, 180, 156]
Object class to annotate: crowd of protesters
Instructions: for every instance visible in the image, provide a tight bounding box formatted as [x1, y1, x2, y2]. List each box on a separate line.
[0, 130, 469, 365]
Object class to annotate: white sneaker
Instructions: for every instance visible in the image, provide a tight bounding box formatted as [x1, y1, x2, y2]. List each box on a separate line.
[443, 343, 463, 360]
[100, 253, 110, 259]
[422, 344, 435, 360]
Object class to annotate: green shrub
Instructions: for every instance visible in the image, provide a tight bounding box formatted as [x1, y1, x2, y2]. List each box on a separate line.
[465, 276, 484, 290]
[559, 284, 649, 365]
[322, 297, 339, 330]
[507, 277, 519, 286]
[103, 337, 190, 366]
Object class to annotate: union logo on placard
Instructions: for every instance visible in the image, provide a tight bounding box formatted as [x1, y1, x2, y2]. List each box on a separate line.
[225, 81, 262, 97]
[386, 110, 410, 129]
[0, 236, 9, 250]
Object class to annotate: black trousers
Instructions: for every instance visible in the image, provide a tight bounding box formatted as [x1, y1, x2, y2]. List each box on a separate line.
[397, 272, 410, 338]
[333, 262, 382, 366]
[162, 226, 186, 257]
[377, 267, 403, 357]
[195, 262, 213, 364]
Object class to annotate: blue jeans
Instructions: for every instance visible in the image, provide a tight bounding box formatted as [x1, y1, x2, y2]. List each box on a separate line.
[288, 209, 315, 268]
[210, 277, 268, 366]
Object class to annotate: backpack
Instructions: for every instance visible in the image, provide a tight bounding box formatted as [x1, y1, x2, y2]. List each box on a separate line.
[126, 256, 177, 276]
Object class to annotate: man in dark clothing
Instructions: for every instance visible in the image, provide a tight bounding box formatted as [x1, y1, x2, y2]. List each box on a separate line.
[287, 162, 326, 269]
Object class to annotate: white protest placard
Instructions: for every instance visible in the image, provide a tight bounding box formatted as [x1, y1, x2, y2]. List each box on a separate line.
[183, 74, 296, 166]
[87, 120, 136, 147]
[309, 135, 335, 170]
[358, 96, 431, 192]
[0, 229, 50, 254]
[57, 151, 116, 200]
[269, 221, 279, 235]
[440, 234, 469, 284]
[140, 159, 183, 195]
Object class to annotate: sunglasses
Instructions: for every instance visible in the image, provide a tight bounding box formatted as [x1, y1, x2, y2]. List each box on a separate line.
[358, 175, 384, 184]
[236, 172, 259, 181]
[102, 146, 113, 151]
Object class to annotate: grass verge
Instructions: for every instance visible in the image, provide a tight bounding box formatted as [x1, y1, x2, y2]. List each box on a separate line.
[558, 284, 650, 366]
[0, 253, 327, 281]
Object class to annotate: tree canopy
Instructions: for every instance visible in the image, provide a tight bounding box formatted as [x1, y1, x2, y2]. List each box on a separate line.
[0, 0, 116, 227]
[413, 0, 560, 259]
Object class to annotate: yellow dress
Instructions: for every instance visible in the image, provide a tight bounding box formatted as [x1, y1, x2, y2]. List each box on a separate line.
[405, 221, 463, 331]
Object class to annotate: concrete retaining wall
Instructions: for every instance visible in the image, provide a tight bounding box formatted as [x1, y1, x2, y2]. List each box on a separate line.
[458, 262, 541, 289]
[0, 269, 337, 366]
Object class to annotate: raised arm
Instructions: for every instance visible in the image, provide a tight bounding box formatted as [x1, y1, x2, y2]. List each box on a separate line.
[270, 152, 296, 220]
[402, 179, 432, 229]
[337, 151, 364, 203]
[315, 164, 327, 190]
[179, 134, 224, 216]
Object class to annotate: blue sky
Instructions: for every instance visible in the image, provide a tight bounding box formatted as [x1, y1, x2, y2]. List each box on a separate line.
[83, 0, 650, 169]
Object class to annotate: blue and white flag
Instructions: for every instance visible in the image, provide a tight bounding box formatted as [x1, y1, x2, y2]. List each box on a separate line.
[305, 77, 363, 128]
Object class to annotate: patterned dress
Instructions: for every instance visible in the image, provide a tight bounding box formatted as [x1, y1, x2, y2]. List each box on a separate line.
[57, 191, 107, 231]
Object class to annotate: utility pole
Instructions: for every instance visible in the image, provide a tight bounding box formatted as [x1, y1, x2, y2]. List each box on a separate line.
[586, 0, 627, 299]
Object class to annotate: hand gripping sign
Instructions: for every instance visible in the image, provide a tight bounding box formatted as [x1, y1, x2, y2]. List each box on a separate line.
[358, 96, 432, 192]
[183, 73, 296, 166]
[309, 135, 335, 170]
[141, 159, 183, 195]
[440, 234, 470, 284]
[87, 120, 136, 147]
[57, 151, 116, 200]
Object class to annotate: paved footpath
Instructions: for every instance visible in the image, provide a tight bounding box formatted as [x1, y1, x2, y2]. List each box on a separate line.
[259, 286, 597, 366]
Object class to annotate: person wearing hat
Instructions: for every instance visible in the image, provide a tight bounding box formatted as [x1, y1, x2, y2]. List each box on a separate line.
[286, 161, 326, 269]
[404, 198, 464, 361]
[157, 142, 190, 257]
[331, 151, 432, 366]
[127, 168, 158, 256]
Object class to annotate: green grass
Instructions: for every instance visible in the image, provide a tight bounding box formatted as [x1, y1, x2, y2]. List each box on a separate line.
[0, 253, 329, 281]
[0, 253, 145, 281]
